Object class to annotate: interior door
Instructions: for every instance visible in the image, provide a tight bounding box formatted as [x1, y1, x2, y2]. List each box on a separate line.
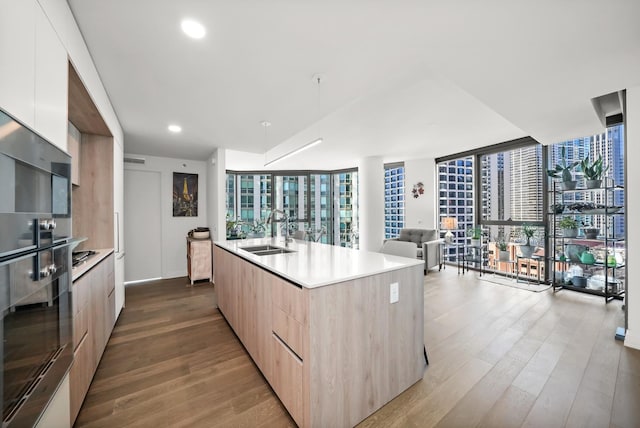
[124, 169, 162, 282]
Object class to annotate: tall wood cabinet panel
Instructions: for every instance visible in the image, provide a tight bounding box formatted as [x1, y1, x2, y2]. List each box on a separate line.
[72, 134, 114, 251]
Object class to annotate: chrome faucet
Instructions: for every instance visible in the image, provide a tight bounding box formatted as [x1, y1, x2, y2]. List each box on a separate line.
[266, 209, 291, 242]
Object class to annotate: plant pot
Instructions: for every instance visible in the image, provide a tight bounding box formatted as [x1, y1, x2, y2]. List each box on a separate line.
[585, 179, 602, 189]
[499, 250, 510, 262]
[470, 238, 481, 248]
[559, 180, 578, 191]
[562, 228, 578, 238]
[519, 245, 535, 258]
[581, 227, 599, 239]
[565, 244, 588, 262]
[246, 232, 265, 239]
[571, 275, 587, 288]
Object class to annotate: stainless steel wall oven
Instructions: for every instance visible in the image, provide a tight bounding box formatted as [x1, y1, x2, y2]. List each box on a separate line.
[0, 108, 73, 427]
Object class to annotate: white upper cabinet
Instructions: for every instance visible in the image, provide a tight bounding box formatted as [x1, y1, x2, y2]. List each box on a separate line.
[0, 0, 36, 127]
[0, 0, 68, 151]
[35, 4, 68, 151]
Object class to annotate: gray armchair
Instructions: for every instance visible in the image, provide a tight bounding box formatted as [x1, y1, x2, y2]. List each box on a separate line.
[388, 228, 442, 274]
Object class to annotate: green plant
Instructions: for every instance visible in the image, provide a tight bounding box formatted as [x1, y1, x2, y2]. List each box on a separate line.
[494, 235, 508, 251]
[558, 217, 578, 230]
[467, 227, 482, 240]
[547, 146, 579, 182]
[521, 224, 536, 246]
[580, 155, 609, 181]
[226, 214, 239, 233]
[249, 219, 267, 233]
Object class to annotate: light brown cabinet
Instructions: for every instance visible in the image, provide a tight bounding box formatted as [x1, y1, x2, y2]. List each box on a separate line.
[69, 253, 116, 424]
[213, 245, 424, 428]
[187, 238, 212, 284]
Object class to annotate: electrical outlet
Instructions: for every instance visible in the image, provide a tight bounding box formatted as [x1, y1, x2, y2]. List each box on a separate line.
[390, 282, 399, 304]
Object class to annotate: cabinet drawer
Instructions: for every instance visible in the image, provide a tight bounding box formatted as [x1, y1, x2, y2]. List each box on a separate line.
[271, 334, 303, 426]
[272, 307, 304, 359]
[72, 279, 90, 315]
[271, 277, 305, 325]
[69, 333, 92, 423]
[73, 306, 89, 351]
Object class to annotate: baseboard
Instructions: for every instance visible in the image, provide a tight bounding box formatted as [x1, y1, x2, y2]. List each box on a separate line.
[624, 329, 640, 350]
[163, 271, 188, 279]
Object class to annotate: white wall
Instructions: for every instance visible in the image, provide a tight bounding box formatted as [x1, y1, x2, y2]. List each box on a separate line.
[625, 86, 640, 350]
[404, 157, 437, 229]
[358, 156, 385, 252]
[124, 154, 208, 279]
[207, 148, 227, 242]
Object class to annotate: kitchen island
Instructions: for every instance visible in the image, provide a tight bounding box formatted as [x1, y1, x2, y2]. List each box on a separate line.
[213, 238, 425, 428]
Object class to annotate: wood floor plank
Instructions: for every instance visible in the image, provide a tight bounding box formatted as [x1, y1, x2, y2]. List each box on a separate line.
[477, 385, 537, 428]
[75, 272, 638, 428]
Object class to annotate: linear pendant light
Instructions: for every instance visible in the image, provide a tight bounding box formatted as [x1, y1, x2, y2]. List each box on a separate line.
[264, 138, 323, 166]
[264, 74, 324, 167]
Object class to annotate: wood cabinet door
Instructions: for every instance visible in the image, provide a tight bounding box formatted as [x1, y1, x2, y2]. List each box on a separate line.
[271, 334, 303, 426]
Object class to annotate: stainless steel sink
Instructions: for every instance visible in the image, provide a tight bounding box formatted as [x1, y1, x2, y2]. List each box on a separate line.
[239, 245, 295, 256]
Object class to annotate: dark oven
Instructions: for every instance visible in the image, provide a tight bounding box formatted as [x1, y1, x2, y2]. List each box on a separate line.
[0, 108, 73, 426]
[0, 245, 72, 427]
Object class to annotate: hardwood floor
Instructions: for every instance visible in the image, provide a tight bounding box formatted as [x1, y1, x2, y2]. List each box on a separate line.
[75, 271, 640, 428]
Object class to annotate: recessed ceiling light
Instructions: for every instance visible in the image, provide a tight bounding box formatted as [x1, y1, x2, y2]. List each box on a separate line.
[168, 124, 182, 133]
[181, 19, 206, 39]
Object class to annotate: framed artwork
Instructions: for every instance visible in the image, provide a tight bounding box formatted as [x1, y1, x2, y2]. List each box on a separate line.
[173, 172, 198, 216]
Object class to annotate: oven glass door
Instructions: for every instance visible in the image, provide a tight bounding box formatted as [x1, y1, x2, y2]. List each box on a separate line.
[0, 154, 51, 257]
[0, 246, 72, 427]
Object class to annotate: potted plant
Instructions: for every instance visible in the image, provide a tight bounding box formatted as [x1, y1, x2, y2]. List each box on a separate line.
[226, 214, 239, 239]
[494, 235, 510, 261]
[558, 216, 578, 238]
[246, 219, 267, 238]
[467, 227, 482, 247]
[519, 224, 537, 258]
[547, 146, 579, 190]
[580, 155, 609, 189]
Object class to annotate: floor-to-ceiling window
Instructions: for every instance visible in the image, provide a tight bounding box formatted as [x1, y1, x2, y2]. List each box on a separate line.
[437, 156, 474, 261]
[272, 174, 308, 238]
[310, 173, 331, 244]
[226, 173, 235, 220]
[226, 169, 358, 247]
[436, 126, 625, 283]
[480, 143, 545, 276]
[334, 170, 359, 248]
[437, 138, 545, 276]
[228, 174, 272, 236]
[384, 163, 405, 239]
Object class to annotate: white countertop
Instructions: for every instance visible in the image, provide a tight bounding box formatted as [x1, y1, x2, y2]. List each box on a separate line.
[214, 238, 423, 288]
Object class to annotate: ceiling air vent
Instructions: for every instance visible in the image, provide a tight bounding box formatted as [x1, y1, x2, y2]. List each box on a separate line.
[124, 156, 146, 164]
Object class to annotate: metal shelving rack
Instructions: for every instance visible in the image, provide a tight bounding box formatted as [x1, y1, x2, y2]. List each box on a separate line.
[549, 178, 625, 303]
[463, 230, 487, 276]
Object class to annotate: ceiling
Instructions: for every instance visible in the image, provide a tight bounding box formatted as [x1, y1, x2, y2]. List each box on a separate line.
[68, 1, 640, 170]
